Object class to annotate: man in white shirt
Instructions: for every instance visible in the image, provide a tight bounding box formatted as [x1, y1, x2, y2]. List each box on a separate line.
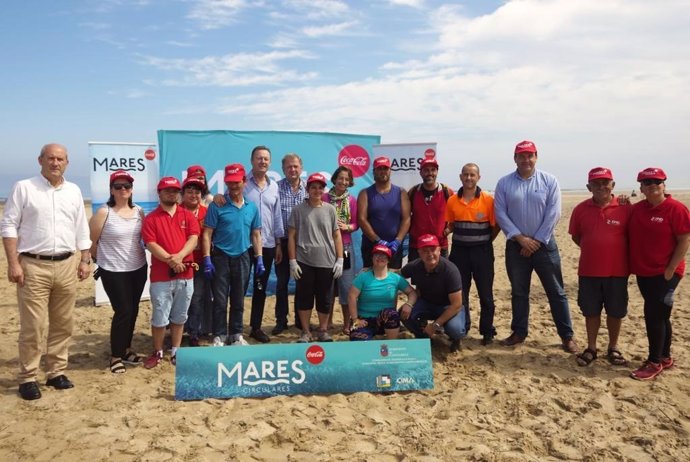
[1, 143, 92, 400]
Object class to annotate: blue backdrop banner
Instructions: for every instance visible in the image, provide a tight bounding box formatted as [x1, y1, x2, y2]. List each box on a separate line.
[175, 339, 433, 400]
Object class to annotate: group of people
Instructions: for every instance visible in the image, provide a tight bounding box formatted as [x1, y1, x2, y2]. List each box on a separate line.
[2, 141, 688, 401]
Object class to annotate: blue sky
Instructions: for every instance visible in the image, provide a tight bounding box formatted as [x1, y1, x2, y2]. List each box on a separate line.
[2, 0, 689, 197]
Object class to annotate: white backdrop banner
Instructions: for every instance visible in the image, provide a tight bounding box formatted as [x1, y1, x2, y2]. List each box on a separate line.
[371, 142, 438, 190]
[88, 142, 159, 305]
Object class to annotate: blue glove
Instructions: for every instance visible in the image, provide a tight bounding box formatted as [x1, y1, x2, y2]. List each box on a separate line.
[203, 256, 215, 280]
[377, 239, 389, 247]
[255, 255, 265, 276]
[388, 239, 401, 253]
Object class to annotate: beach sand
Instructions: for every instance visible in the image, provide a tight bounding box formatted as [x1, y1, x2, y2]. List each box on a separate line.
[1, 193, 690, 461]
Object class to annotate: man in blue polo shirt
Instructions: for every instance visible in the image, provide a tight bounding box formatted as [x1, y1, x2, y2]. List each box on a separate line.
[202, 164, 263, 347]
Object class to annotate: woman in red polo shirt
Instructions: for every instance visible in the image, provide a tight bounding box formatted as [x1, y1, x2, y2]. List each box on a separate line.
[628, 167, 690, 381]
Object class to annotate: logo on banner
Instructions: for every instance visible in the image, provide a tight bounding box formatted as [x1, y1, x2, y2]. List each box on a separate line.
[218, 359, 306, 387]
[380, 344, 389, 357]
[145, 149, 156, 160]
[338, 145, 370, 178]
[306, 345, 325, 365]
[93, 157, 146, 172]
[376, 375, 392, 388]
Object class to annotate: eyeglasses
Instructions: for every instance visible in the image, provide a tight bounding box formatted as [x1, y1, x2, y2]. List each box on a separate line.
[112, 183, 133, 190]
[641, 179, 664, 186]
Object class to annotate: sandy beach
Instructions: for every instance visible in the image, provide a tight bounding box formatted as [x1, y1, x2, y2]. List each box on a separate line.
[1, 192, 689, 461]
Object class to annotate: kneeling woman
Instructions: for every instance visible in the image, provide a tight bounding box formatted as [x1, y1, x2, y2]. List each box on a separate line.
[348, 245, 417, 340]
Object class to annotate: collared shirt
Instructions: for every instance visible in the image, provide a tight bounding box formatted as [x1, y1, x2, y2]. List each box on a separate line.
[400, 257, 462, 307]
[278, 177, 307, 233]
[245, 172, 284, 247]
[494, 169, 561, 244]
[204, 195, 261, 258]
[1, 175, 91, 254]
[445, 186, 495, 246]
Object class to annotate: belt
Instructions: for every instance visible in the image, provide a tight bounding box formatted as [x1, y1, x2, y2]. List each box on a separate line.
[20, 252, 74, 261]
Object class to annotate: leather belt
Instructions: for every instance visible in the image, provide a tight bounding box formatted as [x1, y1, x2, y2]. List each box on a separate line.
[20, 252, 74, 261]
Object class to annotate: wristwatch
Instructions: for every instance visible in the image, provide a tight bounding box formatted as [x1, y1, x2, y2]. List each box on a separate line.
[432, 322, 443, 330]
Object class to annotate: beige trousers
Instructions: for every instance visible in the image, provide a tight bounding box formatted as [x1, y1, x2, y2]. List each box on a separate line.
[17, 254, 77, 383]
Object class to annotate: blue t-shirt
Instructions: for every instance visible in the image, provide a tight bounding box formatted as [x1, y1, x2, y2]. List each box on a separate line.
[353, 270, 409, 318]
[204, 196, 261, 257]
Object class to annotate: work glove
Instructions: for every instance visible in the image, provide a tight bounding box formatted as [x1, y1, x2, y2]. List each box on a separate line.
[289, 259, 302, 280]
[255, 255, 265, 276]
[203, 256, 215, 280]
[388, 239, 402, 253]
[376, 239, 389, 247]
[332, 257, 344, 279]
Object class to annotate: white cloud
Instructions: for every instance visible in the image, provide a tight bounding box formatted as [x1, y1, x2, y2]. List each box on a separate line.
[301, 20, 358, 38]
[386, 0, 425, 8]
[282, 0, 349, 19]
[140, 49, 318, 86]
[188, 0, 253, 30]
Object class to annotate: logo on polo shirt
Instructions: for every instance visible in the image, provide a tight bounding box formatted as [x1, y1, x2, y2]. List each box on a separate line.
[651, 216, 664, 223]
[606, 219, 621, 226]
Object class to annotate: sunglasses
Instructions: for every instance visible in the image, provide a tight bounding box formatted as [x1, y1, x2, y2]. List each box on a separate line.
[112, 183, 133, 190]
[641, 179, 664, 186]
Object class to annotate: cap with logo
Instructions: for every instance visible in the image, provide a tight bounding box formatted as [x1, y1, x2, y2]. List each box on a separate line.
[110, 169, 134, 184]
[637, 167, 667, 182]
[182, 176, 206, 190]
[373, 156, 391, 169]
[588, 167, 613, 182]
[187, 165, 206, 178]
[157, 176, 181, 191]
[307, 172, 327, 187]
[372, 244, 392, 258]
[224, 164, 246, 183]
[420, 158, 439, 170]
[417, 234, 440, 248]
[514, 140, 537, 154]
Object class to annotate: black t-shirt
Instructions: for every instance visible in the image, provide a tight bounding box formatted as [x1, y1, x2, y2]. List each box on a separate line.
[401, 257, 462, 306]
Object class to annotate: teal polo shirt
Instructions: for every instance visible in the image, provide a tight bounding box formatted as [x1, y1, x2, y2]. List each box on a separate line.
[204, 195, 261, 257]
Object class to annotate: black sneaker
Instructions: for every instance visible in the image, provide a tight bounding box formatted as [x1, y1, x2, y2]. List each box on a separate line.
[271, 324, 288, 335]
[250, 328, 271, 343]
[19, 381, 41, 400]
[450, 339, 462, 353]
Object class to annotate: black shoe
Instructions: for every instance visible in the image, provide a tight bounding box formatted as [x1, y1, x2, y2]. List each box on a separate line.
[19, 381, 41, 400]
[500, 333, 526, 346]
[250, 328, 271, 343]
[450, 339, 462, 353]
[271, 324, 288, 335]
[46, 375, 74, 390]
[481, 335, 494, 346]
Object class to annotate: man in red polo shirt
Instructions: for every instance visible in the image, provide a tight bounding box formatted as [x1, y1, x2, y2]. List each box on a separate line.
[141, 177, 200, 368]
[569, 167, 632, 367]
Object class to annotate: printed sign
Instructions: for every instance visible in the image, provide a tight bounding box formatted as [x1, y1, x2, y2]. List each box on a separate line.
[175, 339, 433, 400]
[371, 142, 438, 190]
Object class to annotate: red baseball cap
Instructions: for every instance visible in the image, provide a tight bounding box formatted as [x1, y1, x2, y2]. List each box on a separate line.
[372, 244, 392, 258]
[224, 164, 246, 183]
[373, 156, 391, 169]
[110, 169, 134, 184]
[637, 167, 667, 182]
[187, 165, 206, 178]
[182, 176, 206, 189]
[514, 140, 537, 154]
[420, 158, 439, 170]
[588, 167, 613, 182]
[157, 176, 181, 191]
[307, 172, 327, 187]
[417, 234, 440, 248]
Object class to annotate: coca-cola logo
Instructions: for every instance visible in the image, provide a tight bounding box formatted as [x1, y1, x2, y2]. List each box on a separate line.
[305, 345, 325, 365]
[144, 149, 156, 160]
[424, 148, 436, 158]
[338, 145, 370, 178]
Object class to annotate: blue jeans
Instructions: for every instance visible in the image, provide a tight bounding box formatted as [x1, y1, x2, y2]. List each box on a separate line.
[185, 269, 212, 338]
[211, 249, 250, 337]
[402, 298, 467, 340]
[150, 279, 194, 327]
[505, 238, 574, 340]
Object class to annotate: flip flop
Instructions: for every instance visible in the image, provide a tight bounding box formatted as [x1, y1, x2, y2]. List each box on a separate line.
[607, 348, 628, 366]
[122, 352, 143, 366]
[576, 348, 597, 366]
[110, 359, 126, 374]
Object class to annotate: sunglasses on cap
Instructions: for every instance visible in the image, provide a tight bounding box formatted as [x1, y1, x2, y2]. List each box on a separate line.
[112, 183, 133, 190]
[640, 179, 664, 186]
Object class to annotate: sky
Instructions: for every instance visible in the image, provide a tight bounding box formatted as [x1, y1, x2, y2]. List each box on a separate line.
[2, 0, 690, 197]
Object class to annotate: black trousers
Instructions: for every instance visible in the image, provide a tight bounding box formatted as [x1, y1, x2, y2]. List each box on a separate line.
[249, 246, 276, 329]
[100, 264, 148, 358]
[637, 274, 680, 363]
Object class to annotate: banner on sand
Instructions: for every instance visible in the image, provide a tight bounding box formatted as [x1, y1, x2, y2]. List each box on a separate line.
[174, 339, 433, 400]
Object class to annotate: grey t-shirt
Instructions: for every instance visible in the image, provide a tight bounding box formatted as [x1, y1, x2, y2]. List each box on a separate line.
[288, 201, 338, 268]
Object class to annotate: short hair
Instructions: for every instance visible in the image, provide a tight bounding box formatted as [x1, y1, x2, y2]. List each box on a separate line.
[330, 166, 354, 187]
[251, 145, 271, 161]
[40, 143, 68, 159]
[282, 153, 303, 168]
[461, 163, 480, 174]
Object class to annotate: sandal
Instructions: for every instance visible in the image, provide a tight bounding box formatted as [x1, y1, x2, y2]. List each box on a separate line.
[122, 352, 143, 366]
[576, 348, 597, 367]
[607, 348, 628, 366]
[341, 326, 351, 336]
[110, 359, 126, 374]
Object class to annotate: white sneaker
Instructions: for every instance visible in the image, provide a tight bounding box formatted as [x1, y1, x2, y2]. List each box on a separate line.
[230, 335, 249, 346]
[212, 335, 226, 347]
